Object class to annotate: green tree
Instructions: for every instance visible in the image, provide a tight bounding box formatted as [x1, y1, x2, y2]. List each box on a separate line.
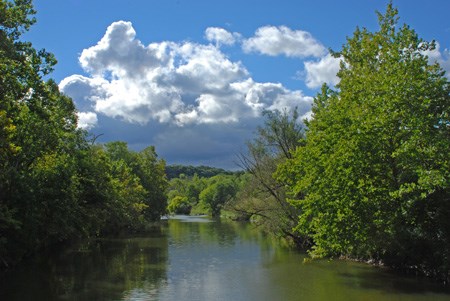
[278, 3, 450, 279]
[135, 146, 168, 220]
[166, 174, 207, 214]
[199, 176, 237, 217]
[104, 142, 168, 223]
[105, 141, 135, 164]
[167, 195, 191, 214]
[0, 0, 87, 266]
[74, 144, 114, 236]
[103, 141, 171, 230]
[0, 0, 171, 268]
[107, 159, 148, 231]
[233, 109, 306, 245]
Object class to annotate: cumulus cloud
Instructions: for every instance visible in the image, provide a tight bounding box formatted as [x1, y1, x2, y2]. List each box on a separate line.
[242, 25, 326, 58]
[301, 40, 450, 90]
[173, 79, 313, 125]
[60, 21, 318, 168]
[61, 21, 312, 128]
[241, 80, 313, 116]
[423, 42, 450, 79]
[78, 21, 171, 78]
[303, 53, 341, 89]
[77, 111, 98, 130]
[205, 27, 240, 47]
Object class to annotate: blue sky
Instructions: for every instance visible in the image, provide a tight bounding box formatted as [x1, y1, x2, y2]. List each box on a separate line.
[24, 0, 450, 169]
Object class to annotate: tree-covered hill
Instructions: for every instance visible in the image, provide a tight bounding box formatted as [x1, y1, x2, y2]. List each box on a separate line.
[165, 164, 239, 179]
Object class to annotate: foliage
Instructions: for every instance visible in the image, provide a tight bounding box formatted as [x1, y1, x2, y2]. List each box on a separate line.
[232, 109, 306, 245]
[75, 142, 168, 235]
[198, 175, 238, 217]
[167, 174, 206, 214]
[167, 173, 240, 217]
[167, 195, 190, 215]
[0, 0, 81, 265]
[133, 146, 168, 220]
[165, 164, 237, 179]
[277, 3, 450, 280]
[0, 1, 168, 268]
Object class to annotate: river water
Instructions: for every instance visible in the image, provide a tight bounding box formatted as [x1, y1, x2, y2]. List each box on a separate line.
[1, 215, 449, 300]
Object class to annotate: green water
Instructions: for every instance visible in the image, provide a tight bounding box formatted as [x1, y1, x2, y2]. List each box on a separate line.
[1, 215, 449, 300]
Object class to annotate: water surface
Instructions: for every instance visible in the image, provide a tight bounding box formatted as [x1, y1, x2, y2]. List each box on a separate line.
[1, 215, 449, 300]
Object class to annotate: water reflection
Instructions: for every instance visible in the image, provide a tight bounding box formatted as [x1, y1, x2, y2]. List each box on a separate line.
[0, 226, 168, 301]
[1, 216, 450, 301]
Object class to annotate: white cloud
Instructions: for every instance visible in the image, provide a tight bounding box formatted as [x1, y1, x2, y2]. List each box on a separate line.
[60, 21, 312, 128]
[79, 21, 171, 79]
[166, 42, 249, 94]
[77, 111, 98, 129]
[171, 79, 312, 126]
[243, 81, 312, 114]
[60, 21, 317, 169]
[423, 42, 450, 79]
[204, 27, 240, 47]
[59, 75, 109, 107]
[304, 53, 341, 89]
[300, 41, 450, 90]
[242, 25, 326, 58]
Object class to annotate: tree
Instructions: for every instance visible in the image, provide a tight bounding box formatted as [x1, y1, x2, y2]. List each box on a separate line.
[107, 157, 148, 231]
[0, 0, 85, 266]
[278, 3, 450, 280]
[105, 141, 135, 164]
[165, 164, 235, 179]
[199, 175, 237, 217]
[135, 146, 168, 220]
[233, 109, 306, 245]
[167, 195, 191, 215]
[166, 173, 207, 215]
[0, 0, 171, 268]
[103, 142, 169, 223]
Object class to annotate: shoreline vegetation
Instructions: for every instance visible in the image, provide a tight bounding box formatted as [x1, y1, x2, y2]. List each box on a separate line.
[1, 0, 449, 285]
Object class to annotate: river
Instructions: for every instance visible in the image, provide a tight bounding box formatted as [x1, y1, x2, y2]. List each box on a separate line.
[1, 215, 449, 300]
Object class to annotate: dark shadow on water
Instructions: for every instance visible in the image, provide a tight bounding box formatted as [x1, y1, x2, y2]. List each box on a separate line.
[336, 263, 450, 295]
[0, 225, 169, 301]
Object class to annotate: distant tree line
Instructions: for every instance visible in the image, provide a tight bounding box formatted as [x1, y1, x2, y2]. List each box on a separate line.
[165, 164, 237, 180]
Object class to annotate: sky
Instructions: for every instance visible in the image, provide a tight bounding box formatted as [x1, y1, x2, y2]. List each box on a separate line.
[24, 0, 450, 169]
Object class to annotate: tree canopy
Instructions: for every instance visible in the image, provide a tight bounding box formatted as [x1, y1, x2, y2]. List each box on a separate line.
[165, 164, 236, 179]
[0, 0, 168, 268]
[232, 109, 306, 245]
[277, 3, 450, 280]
